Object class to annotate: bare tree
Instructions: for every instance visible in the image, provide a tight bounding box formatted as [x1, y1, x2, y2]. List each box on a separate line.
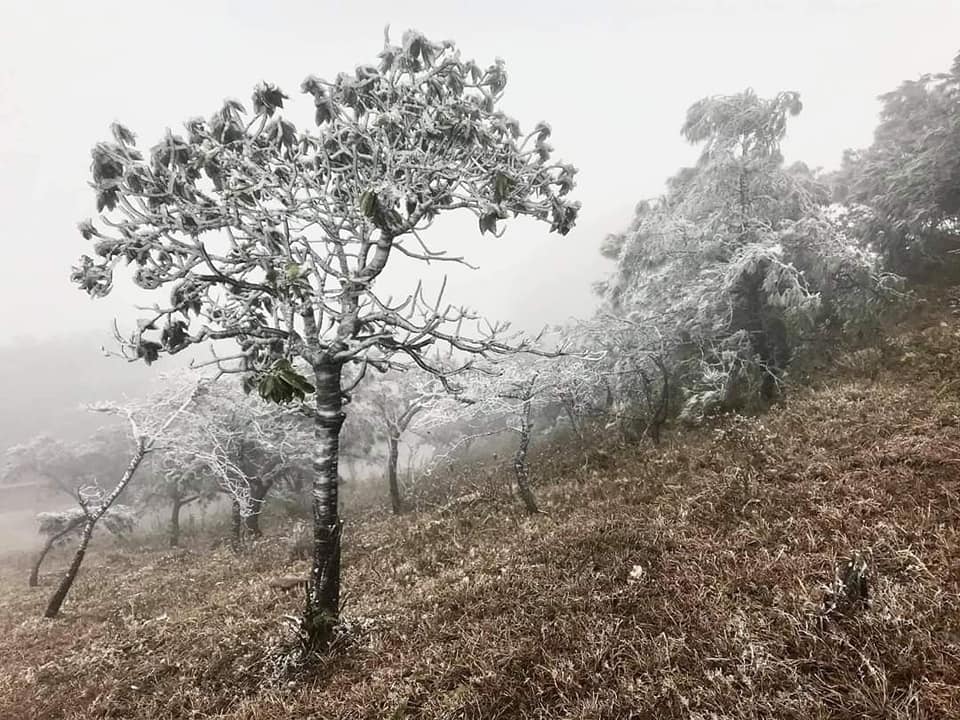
[30, 506, 135, 587]
[140, 455, 215, 548]
[452, 350, 602, 513]
[70, 28, 578, 649]
[43, 386, 198, 618]
[357, 366, 453, 514]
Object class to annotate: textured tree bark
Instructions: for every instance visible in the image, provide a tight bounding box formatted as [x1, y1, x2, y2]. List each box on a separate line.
[244, 479, 269, 538]
[305, 359, 345, 650]
[44, 520, 94, 618]
[230, 499, 242, 549]
[169, 494, 199, 548]
[387, 434, 401, 515]
[513, 390, 538, 514]
[44, 439, 147, 618]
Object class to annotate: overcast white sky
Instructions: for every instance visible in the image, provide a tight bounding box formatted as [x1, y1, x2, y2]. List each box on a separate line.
[1, 0, 958, 347]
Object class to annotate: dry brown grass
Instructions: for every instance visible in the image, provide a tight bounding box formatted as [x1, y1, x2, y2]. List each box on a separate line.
[2, 312, 960, 719]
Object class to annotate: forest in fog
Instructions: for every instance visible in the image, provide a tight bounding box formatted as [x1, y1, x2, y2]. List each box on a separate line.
[2, 5, 960, 718]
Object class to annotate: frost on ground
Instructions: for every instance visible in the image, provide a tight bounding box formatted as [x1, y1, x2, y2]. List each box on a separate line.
[1, 313, 960, 719]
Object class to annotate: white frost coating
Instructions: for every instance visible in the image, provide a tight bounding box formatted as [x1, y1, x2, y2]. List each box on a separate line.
[148, 379, 312, 520]
[423, 335, 604, 469]
[311, 435, 335, 505]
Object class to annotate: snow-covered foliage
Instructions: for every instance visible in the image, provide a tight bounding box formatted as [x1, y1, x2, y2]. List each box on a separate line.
[37, 505, 136, 538]
[423, 344, 604, 511]
[348, 363, 461, 512]
[562, 317, 669, 439]
[156, 379, 312, 519]
[1, 428, 135, 497]
[831, 52, 960, 276]
[597, 89, 898, 422]
[71, 28, 579, 390]
[38, 382, 199, 617]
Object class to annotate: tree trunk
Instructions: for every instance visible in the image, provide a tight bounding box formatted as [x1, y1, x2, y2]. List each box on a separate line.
[305, 360, 345, 651]
[244, 480, 268, 538]
[562, 399, 583, 440]
[387, 434, 401, 515]
[244, 509, 261, 538]
[230, 499, 243, 549]
[731, 265, 783, 402]
[29, 537, 55, 588]
[30, 519, 82, 588]
[44, 520, 95, 618]
[170, 497, 183, 548]
[648, 356, 670, 446]
[513, 394, 538, 514]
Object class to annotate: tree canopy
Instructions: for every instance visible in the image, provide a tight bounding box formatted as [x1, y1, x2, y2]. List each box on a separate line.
[832, 52, 960, 276]
[72, 29, 579, 389]
[596, 88, 891, 420]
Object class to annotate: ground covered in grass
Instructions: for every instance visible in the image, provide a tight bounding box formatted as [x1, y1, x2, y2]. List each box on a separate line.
[2, 314, 960, 719]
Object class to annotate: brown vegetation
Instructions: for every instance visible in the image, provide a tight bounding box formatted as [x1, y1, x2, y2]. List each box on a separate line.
[1, 307, 960, 718]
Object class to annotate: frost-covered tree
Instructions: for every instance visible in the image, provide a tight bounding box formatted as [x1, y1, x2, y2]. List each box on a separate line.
[354, 365, 456, 514]
[156, 379, 315, 543]
[42, 385, 197, 618]
[29, 505, 135, 587]
[833, 51, 960, 276]
[452, 349, 600, 513]
[70, 29, 578, 648]
[139, 454, 217, 548]
[598, 89, 890, 422]
[3, 428, 143, 587]
[560, 317, 669, 442]
[1, 429, 135, 500]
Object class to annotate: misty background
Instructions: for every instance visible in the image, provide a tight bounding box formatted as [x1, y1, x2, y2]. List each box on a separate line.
[1, 0, 958, 450]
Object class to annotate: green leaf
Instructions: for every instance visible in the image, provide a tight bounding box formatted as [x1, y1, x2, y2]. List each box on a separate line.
[314, 99, 334, 125]
[279, 367, 315, 395]
[161, 320, 188, 350]
[359, 190, 378, 218]
[258, 375, 276, 401]
[77, 219, 97, 240]
[257, 359, 315, 404]
[137, 340, 161, 365]
[110, 122, 136, 145]
[97, 189, 118, 212]
[493, 172, 514, 203]
[479, 213, 498, 235]
[252, 82, 288, 116]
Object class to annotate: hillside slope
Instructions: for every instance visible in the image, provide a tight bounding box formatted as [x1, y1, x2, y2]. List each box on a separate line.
[1, 309, 959, 719]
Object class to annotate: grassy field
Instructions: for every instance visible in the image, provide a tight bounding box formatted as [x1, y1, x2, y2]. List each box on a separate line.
[1, 311, 960, 719]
